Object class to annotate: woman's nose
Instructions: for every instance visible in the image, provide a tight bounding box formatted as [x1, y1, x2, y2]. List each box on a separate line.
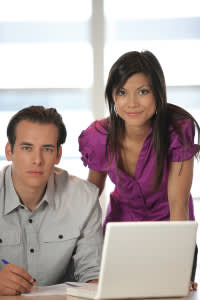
[128, 93, 139, 107]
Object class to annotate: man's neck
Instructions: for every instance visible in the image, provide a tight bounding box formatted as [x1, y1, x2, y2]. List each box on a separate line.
[12, 181, 47, 211]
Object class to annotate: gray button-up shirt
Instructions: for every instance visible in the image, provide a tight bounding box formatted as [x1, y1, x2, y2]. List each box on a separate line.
[0, 165, 103, 286]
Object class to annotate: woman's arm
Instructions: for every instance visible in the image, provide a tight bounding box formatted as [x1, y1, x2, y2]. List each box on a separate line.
[168, 157, 194, 220]
[88, 169, 107, 196]
[168, 157, 198, 291]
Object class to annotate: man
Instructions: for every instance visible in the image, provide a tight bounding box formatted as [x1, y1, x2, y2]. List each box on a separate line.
[0, 106, 103, 295]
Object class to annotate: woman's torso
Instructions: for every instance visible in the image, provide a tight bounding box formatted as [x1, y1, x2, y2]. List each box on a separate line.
[78, 118, 196, 227]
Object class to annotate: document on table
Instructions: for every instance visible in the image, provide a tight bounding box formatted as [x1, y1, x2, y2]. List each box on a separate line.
[22, 282, 90, 297]
[22, 283, 68, 296]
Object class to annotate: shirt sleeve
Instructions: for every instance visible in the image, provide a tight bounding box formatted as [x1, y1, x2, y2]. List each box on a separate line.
[168, 118, 198, 162]
[78, 120, 109, 172]
[72, 183, 103, 282]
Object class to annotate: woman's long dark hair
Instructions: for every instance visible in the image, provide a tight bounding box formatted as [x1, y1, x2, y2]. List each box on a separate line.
[104, 50, 200, 190]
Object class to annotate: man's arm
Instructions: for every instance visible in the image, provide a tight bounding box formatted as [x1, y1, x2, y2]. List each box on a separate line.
[72, 186, 103, 283]
[0, 264, 36, 295]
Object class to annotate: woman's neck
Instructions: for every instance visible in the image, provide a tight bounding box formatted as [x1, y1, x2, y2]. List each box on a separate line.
[124, 122, 151, 142]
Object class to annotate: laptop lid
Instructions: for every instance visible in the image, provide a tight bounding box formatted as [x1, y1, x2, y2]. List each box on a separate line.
[96, 221, 197, 299]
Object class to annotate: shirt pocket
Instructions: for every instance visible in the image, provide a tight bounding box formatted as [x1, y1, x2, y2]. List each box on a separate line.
[0, 230, 22, 268]
[39, 227, 80, 267]
[0, 230, 21, 246]
[40, 226, 79, 244]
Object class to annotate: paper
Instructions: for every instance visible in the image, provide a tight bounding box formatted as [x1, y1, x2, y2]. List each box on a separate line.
[22, 282, 90, 297]
[22, 283, 68, 296]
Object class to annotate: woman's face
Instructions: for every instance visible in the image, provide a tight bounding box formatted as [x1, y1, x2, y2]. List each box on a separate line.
[113, 72, 156, 131]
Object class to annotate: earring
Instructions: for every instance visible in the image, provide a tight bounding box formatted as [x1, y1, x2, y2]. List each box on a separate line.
[114, 105, 118, 117]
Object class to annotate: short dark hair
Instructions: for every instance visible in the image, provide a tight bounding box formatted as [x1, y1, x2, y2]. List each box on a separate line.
[7, 106, 67, 152]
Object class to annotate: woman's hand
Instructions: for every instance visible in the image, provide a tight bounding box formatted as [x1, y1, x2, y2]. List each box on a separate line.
[190, 281, 198, 291]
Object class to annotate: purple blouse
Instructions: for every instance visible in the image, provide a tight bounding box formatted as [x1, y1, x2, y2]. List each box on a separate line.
[79, 118, 198, 227]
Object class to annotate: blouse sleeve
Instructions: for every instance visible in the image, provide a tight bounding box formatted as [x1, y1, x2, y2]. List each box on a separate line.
[78, 121, 109, 172]
[168, 118, 198, 162]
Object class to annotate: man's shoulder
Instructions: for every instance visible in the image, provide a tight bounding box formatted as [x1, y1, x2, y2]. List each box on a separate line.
[0, 164, 11, 190]
[53, 167, 99, 199]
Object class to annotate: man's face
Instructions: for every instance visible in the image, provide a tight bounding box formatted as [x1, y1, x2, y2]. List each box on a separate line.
[5, 120, 62, 192]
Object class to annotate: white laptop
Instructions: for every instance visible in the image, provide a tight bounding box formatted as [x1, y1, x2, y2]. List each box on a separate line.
[67, 221, 197, 299]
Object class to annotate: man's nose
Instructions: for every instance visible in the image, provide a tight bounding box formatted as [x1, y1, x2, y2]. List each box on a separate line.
[32, 150, 43, 165]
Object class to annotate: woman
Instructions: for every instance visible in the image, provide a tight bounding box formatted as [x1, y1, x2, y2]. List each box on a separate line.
[79, 50, 200, 289]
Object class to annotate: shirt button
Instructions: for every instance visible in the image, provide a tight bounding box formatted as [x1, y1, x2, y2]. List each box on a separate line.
[58, 234, 63, 239]
[0, 238, 2, 243]
[29, 219, 33, 223]
[30, 248, 34, 253]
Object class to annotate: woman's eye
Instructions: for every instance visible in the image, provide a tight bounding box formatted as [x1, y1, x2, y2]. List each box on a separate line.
[139, 89, 149, 95]
[118, 89, 126, 96]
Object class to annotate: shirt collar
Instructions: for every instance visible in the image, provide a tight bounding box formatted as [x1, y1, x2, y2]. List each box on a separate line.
[4, 165, 21, 215]
[42, 172, 55, 209]
[4, 165, 55, 215]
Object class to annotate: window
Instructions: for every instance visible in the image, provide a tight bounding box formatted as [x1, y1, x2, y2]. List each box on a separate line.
[0, 0, 200, 199]
[0, 0, 94, 179]
[104, 0, 200, 198]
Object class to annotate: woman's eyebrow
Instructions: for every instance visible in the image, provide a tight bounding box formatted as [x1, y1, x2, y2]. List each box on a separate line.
[136, 84, 150, 89]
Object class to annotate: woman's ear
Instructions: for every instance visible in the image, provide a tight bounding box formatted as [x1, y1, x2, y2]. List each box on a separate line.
[5, 142, 13, 161]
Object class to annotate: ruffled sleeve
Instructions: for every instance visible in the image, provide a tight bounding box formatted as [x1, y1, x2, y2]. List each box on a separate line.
[78, 120, 109, 172]
[168, 118, 198, 162]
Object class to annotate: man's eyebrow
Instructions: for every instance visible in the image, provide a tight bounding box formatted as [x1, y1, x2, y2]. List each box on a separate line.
[19, 142, 33, 146]
[19, 143, 56, 148]
[41, 144, 56, 148]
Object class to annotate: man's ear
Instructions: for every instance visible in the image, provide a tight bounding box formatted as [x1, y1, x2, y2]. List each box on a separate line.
[5, 142, 13, 161]
[55, 146, 62, 165]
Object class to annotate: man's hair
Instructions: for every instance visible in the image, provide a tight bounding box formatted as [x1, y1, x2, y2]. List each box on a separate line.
[7, 105, 67, 152]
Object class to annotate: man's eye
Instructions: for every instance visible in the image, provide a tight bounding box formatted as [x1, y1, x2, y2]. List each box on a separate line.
[139, 89, 149, 95]
[22, 146, 31, 151]
[43, 148, 53, 152]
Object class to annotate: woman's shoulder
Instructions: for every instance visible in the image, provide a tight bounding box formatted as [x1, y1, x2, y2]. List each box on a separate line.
[79, 118, 109, 143]
[168, 115, 195, 138]
[78, 118, 110, 170]
[167, 116, 197, 161]
[167, 104, 195, 127]
[167, 104, 194, 131]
